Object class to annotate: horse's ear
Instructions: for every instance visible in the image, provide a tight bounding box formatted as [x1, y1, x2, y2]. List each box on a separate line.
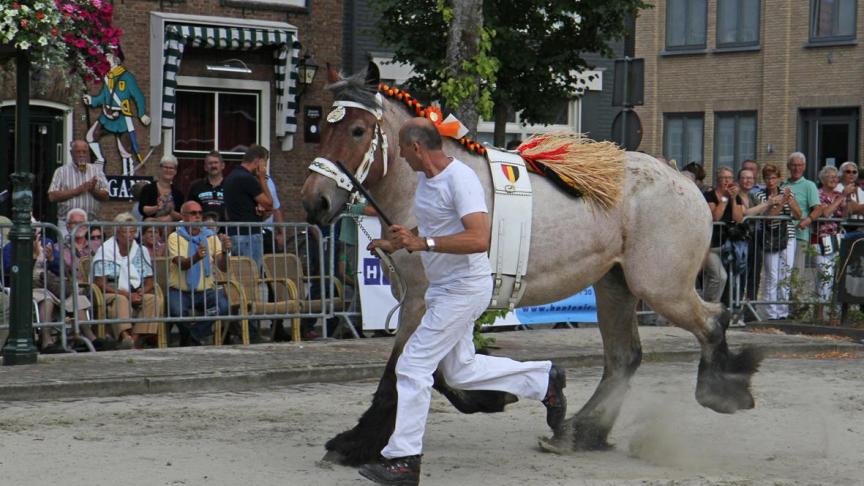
[365, 62, 381, 87]
[326, 62, 340, 84]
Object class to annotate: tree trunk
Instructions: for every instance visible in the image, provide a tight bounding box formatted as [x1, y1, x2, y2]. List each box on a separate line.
[493, 101, 508, 147]
[445, 0, 483, 134]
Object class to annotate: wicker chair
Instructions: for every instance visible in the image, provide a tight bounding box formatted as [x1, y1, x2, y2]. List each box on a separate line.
[228, 255, 302, 342]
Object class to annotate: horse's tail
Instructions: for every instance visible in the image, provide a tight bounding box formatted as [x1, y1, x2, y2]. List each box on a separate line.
[516, 132, 625, 209]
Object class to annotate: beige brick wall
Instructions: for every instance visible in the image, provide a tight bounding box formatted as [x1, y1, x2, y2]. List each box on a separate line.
[635, 0, 864, 185]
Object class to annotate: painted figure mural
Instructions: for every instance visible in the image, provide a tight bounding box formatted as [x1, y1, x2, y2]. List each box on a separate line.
[83, 47, 151, 176]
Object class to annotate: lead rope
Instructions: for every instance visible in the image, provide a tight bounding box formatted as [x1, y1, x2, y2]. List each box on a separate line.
[347, 203, 406, 333]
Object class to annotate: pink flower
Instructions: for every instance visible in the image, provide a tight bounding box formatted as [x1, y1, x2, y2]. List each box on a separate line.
[73, 38, 86, 48]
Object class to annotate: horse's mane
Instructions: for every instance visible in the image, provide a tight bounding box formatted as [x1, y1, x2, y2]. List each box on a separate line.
[325, 70, 379, 108]
[326, 71, 625, 209]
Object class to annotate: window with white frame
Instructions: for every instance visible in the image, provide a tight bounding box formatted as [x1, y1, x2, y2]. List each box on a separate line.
[664, 113, 704, 167]
[714, 111, 757, 176]
[174, 89, 261, 156]
[171, 76, 269, 195]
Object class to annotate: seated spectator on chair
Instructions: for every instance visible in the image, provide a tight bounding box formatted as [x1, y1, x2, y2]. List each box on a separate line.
[2, 218, 88, 352]
[92, 212, 161, 349]
[140, 218, 166, 259]
[60, 208, 97, 343]
[167, 201, 231, 346]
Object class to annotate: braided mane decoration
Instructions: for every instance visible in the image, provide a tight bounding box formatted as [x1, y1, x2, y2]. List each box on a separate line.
[377, 83, 623, 208]
[378, 83, 487, 156]
[518, 132, 625, 209]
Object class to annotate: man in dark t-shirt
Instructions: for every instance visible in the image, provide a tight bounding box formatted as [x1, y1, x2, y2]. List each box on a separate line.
[223, 145, 273, 270]
[188, 151, 227, 221]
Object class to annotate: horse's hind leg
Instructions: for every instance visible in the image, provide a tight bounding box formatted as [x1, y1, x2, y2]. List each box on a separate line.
[556, 264, 642, 451]
[635, 284, 762, 414]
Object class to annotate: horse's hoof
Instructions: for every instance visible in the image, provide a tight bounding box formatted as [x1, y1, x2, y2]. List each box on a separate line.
[321, 449, 346, 464]
[538, 436, 570, 455]
[696, 384, 755, 414]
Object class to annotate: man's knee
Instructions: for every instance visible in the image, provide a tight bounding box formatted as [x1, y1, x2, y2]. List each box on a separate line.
[394, 352, 436, 387]
[167, 291, 186, 317]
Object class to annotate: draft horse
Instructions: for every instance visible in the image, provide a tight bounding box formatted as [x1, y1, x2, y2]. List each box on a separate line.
[301, 67, 762, 465]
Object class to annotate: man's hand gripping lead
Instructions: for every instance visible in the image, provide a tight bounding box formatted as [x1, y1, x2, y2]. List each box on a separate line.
[367, 224, 423, 254]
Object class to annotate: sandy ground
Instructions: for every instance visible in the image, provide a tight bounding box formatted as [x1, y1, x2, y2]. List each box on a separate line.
[0, 357, 862, 486]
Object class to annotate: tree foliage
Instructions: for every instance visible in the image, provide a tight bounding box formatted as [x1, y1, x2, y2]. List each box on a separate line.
[371, 0, 648, 137]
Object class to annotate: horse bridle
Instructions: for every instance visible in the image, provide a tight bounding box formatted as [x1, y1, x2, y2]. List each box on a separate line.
[308, 93, 389, 192]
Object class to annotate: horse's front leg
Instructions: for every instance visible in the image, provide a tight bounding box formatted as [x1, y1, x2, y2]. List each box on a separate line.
[323, 287, 424, 466]
[324, 291, 518, 466]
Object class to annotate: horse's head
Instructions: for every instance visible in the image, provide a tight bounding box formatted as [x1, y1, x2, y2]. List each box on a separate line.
[301, 64, 393, 225]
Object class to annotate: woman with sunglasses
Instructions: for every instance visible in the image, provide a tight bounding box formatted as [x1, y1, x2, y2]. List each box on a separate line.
[87, 227, 104, 254]
[837, 161, 864, 222]
[139, 154, 184, 222]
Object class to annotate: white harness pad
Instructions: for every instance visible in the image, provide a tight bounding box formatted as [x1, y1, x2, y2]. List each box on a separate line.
[485, 147, 533, 310]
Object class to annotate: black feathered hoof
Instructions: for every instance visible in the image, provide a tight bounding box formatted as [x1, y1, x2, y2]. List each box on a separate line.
[696, 346, 763, 414]
[321, 449, 346, 464]
[571, 423, 614, 451]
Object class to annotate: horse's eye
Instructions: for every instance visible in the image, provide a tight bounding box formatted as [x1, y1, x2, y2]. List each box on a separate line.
[352, 127, 364, 137]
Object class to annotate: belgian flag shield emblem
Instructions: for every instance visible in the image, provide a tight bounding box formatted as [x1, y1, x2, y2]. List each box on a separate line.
[501, 164, 520, 183]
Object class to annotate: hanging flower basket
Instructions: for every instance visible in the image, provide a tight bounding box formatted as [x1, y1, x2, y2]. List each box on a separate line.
[0, 1, 122, 83]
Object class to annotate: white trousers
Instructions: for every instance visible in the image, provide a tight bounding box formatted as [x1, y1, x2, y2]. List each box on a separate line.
[763, 237, 796, 319]
[381, 277, 551, 458]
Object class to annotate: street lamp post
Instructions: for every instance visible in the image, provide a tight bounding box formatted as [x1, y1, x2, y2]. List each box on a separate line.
[2, 48, 38, 366]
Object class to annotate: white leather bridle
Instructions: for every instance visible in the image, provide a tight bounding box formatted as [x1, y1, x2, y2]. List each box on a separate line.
[309, 93, 389, 192]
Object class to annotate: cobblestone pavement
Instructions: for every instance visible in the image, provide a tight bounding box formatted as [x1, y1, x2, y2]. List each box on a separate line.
[0, 326, 860, 401]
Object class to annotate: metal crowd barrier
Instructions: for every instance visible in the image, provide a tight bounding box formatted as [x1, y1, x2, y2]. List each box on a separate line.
[639, 216, 861, 326]
[0, 222, 72, 351]
[325, 214, 364, 338]
[66, 220, 328, 349]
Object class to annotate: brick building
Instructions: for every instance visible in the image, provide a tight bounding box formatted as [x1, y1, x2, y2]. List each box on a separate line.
[635, 0, 863, 184]
[1, 0, 342, 223]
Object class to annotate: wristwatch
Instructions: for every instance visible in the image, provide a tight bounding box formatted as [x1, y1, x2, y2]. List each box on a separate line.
[425, 237, 436, 252]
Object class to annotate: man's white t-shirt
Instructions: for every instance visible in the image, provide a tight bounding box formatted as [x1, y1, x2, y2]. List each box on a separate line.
[92, 237, 153, 291]
[414, 159, 491, 286]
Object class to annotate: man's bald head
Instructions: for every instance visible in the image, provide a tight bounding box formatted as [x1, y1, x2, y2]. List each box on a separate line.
[181, 201, 202, 214]
[400, 117, 442, 151]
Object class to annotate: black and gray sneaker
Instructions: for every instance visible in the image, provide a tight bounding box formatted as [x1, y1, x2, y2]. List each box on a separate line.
[542, 364, 567, 432]
[359, 455, 422, 486]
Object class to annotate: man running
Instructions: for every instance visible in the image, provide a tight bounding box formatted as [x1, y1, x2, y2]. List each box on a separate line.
[360, 117, 566, 485]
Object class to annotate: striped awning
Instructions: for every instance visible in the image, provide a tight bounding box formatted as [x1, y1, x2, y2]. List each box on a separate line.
[161, 23, 299, 139]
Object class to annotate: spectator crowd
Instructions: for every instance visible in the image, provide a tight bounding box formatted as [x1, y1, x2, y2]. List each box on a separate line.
[3, 140, 860, 352]
[682, 153, 864, 322]
[1, 142, 351, 353]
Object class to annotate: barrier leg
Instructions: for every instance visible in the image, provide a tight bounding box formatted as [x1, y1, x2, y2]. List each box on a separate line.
[292, 316, 301, 342]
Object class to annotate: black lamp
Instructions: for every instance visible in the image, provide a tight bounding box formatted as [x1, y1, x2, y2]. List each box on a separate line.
[297, 54, 318, 94]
